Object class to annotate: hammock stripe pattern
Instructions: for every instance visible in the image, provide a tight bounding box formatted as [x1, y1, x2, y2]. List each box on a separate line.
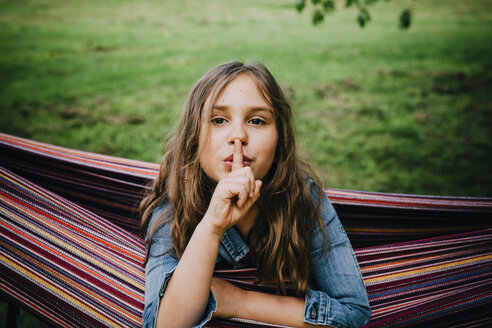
[0, 166, 146, 327]
[1, 133, 491, 327]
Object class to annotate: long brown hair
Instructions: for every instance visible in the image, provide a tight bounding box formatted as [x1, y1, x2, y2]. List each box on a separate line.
[140, 61, 325, 294]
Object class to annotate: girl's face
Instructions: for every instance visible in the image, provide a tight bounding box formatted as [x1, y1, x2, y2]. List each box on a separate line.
[199, 73, 278, 183]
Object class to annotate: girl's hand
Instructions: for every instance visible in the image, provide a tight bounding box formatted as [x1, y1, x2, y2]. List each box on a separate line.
[203, 139, 262, 236]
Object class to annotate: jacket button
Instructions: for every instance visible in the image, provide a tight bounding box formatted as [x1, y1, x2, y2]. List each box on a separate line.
[310, 303, 318, 319]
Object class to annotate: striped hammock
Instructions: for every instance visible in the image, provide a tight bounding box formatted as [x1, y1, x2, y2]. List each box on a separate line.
[1, 133, 491, 328]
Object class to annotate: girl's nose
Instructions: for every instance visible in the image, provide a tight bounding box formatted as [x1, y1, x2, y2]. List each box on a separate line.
[228, 123, 248, 145]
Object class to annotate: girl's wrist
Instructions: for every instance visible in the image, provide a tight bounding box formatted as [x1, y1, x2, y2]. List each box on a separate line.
[213, 278, 249, 319]
[197, 217, 226, 241]
[236, 288, 250, 319]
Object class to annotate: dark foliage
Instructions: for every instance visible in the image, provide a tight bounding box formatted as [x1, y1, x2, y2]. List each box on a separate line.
[296, 0, 412, 29]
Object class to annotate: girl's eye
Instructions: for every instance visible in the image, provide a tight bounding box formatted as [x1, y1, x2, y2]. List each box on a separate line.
[211, 117, 226, 125]
[249, 118, 265, 125]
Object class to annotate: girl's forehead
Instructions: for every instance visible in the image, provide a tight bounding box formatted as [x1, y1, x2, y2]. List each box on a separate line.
[205, 75, 273, 110]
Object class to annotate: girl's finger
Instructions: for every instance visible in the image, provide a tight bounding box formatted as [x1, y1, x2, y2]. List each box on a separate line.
[245, 180, 262, 208]
[247, 169, 255, 198]
[220, 178, 250, 206]
[252, 180, 262, 202]
[230, 167, 255, 199]
[231, 139, 244, 171]
[236, 182, 251, 208]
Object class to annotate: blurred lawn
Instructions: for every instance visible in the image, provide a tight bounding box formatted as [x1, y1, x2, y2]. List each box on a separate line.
[1, 0, 491, 197]
[0, 0, 491, 325]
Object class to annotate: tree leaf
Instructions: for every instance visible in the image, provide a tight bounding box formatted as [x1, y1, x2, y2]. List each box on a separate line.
[346, 0, 357, 7]
[399, 9, 411, 29]
[295, 0, 306, 12]
[357, 8, 371, 27]
[312, 9, 324, 25]
[322, 0, 335, 13]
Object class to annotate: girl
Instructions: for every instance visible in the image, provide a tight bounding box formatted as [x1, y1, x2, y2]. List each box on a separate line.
[140, 62, 371, 328]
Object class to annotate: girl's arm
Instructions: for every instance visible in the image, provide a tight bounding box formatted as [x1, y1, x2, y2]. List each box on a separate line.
[303, 190, 371, 327]
[211, 189, 370, 328]
[155, 220, 222, 327]
[212, 277, 332, 328]
[155, 140, 262, 327]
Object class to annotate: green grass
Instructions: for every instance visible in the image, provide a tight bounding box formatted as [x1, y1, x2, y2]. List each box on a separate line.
[0, 0, 491, 322]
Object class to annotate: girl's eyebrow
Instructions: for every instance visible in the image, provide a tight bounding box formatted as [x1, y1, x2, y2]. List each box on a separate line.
[212, 105, 274, 116]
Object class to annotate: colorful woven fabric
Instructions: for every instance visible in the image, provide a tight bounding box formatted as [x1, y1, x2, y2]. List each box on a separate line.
[0, 165, 146, 327]
[0, 133, 156, 235]
[210, 227, 492, 327]
[1, 133, 492, 327]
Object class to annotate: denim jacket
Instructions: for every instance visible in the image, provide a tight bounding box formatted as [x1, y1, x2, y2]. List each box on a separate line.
[143, 187, 371, 328]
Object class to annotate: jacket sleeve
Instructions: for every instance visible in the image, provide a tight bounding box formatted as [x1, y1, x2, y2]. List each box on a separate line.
[142, 203, 217, 328]
[304, 190, 371, 327]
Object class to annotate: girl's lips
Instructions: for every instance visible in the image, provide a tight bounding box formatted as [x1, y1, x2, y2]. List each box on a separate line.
[224, 154, 251, 162]
[224, 154, 252, 168]
[224, 160, 252, 168]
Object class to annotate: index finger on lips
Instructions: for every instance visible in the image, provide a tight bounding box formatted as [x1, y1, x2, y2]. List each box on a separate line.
[231, 139, 244, 171]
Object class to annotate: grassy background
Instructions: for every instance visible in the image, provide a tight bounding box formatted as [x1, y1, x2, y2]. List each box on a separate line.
[0, 0, 491, 326]
[1, 0, 491, 196]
